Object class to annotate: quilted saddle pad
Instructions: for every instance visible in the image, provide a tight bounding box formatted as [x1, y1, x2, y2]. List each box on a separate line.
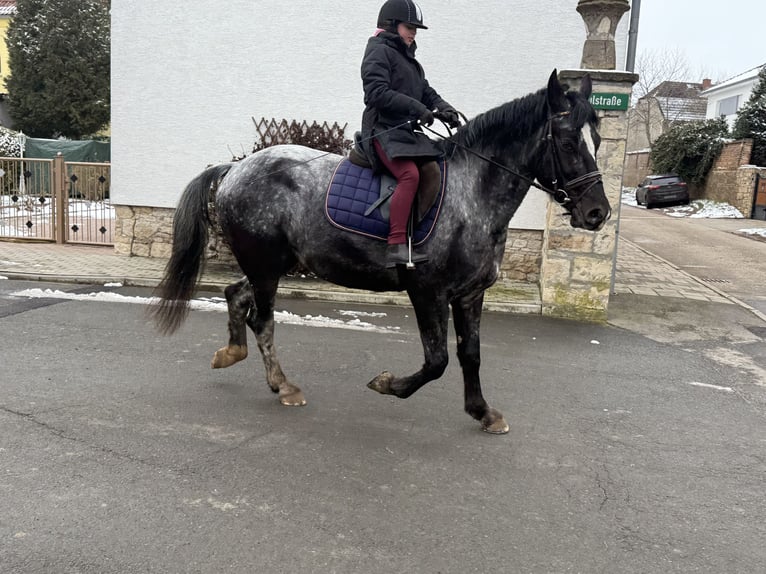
[324, 158, 446, 246]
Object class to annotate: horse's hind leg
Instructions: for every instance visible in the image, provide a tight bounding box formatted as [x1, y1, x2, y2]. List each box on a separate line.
[211, 277, 251, 368]
[246, 279, 306, 407]
[451, 293, 509, 434]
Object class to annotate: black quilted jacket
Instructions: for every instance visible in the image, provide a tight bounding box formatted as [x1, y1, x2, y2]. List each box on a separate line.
[360, 31, 451, 164]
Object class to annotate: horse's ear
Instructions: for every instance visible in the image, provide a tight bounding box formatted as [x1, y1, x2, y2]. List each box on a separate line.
[547, 69, 567, 113]
[580, 74, 593, 99]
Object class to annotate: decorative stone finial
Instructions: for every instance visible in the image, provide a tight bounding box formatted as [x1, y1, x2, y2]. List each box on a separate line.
[576, 0, 630, 70]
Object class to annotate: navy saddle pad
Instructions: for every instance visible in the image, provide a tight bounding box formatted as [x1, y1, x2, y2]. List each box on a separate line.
[324, 158, 446, 245]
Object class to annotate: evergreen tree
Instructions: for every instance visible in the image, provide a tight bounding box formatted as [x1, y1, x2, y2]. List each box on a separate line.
[732, 66, 766, 167]
[650, 117, 729, 186]
[4, 0, 110, 139]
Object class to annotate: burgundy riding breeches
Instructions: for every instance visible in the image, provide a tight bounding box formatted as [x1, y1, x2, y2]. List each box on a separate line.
[374, 139, 420, 245]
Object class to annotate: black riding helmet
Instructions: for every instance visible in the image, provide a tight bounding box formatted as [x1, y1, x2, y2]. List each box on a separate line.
[377, 0, 428, 30]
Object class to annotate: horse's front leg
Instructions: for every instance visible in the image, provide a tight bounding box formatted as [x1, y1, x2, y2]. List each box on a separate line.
[451, 293, 509, 434]
[211, 277, 251, 368]
[245, 280, 306, 407]
[367, 290, 449, 398]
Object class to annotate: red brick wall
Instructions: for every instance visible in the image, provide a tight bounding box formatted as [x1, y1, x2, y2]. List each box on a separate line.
[702, 139, 755, 213]
[711, 139, 753, 171]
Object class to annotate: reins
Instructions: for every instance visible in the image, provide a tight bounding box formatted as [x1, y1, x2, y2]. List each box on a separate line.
[422, 111, 602, 210]
[239, 110, 602, 212]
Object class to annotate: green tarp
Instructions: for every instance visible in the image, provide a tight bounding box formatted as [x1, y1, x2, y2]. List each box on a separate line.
[23, 138, 110, 162]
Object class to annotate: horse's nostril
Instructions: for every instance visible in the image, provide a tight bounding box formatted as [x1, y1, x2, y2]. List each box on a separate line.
[586, 208, 604, 223]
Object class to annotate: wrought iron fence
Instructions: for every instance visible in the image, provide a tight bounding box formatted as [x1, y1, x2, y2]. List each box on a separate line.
[65, 161, 113, 244]
[0, 157, 56, 241]
[0, 156, 112, 245]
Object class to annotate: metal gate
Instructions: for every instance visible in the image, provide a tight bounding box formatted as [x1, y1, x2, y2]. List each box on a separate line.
[0, 155, 112, 244]
[753, 174, 766, 221]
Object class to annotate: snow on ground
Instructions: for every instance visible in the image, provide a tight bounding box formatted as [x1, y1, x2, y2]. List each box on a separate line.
[621, 187, 766, 236]
[738, 228, 766, 239]
[0, 196, 114, 237]
[10, 288, 401, 334]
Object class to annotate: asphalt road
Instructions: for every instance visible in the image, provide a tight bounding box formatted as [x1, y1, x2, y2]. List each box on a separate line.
[618, 204, 766, 315]
[1, 279, 765, 573]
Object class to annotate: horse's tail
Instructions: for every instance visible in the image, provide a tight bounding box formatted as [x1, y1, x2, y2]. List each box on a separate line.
[151, 163, 233, 335]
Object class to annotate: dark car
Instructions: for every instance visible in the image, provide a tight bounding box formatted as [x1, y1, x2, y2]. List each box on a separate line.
[635, 174, 690, 209]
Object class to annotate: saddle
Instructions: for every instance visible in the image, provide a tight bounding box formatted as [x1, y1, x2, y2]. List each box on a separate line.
[348, 132, 442, 223]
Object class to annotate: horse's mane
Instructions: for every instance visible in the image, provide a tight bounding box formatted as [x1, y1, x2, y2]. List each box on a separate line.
[452, 86, 599, 151]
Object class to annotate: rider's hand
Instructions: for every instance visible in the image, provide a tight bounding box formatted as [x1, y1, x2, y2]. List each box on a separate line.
[436, 107, 461, 128]
[417, 109, 435, 127]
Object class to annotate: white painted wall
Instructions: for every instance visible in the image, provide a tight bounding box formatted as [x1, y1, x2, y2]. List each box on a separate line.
[112, 0, 628, 229]
[703, 68, 760, 129]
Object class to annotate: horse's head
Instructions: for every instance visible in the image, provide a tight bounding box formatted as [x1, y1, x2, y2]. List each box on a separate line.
[534, 70, 611, 231]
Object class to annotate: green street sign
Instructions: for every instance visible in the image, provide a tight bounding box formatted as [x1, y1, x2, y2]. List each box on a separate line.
[589, 92, 629, 111]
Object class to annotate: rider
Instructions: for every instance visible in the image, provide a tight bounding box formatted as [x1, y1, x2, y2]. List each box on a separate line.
[361, 0, 460, 268]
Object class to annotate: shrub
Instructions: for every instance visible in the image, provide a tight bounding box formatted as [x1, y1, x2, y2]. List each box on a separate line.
[649, 117, 729, 185]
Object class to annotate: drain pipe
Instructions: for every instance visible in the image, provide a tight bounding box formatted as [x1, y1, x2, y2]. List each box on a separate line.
[625, 0, 641, 72]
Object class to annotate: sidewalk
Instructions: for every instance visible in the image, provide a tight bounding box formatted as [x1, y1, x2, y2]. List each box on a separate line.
[0, 237, 738, 312]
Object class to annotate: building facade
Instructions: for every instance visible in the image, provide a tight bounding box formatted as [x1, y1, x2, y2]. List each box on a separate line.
[702, 65, 764, 129]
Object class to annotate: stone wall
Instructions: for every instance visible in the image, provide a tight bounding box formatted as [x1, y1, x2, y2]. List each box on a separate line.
[623, 150, 651, 187]
[114, 206, 545, 284]
[114, 205, 237, 265]
[500, 230, 543, 283]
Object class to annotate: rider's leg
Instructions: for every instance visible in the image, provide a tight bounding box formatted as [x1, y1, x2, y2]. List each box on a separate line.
[373, 140, 426, 267]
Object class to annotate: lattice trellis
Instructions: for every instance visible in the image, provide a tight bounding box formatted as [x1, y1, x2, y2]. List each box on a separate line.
[250, 117, 352, 156]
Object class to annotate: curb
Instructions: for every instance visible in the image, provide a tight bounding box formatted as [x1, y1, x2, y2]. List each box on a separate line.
[0, 271, 544, 315]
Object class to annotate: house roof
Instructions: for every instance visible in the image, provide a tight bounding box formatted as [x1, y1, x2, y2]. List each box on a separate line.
[701, 64, 765, 95]
[642, 81, 707, 122]
[0, 0, 16, 16]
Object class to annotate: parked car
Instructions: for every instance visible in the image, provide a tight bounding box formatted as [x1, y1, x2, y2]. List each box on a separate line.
[635, 174, 690, 209]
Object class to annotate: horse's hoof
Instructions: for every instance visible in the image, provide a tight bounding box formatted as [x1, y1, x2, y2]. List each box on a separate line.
[279, 387, 307, 407]
[367, 371, 395, 395]
[481, 408, 510, 434]
[211, 345, 248, 369]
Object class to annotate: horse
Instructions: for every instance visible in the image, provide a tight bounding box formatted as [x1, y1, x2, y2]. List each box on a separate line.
[151, 70, 611, 434]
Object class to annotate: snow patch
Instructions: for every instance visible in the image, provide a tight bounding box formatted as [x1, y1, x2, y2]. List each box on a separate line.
[10, 288, 400, 333]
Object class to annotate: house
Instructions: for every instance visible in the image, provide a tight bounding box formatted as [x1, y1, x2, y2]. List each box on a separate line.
[626, 80, 707, 152]
[702, 64, 765, 129]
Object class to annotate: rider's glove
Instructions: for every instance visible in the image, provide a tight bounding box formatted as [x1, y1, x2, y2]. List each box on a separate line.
[417, 109, 435, 127]
[435, 107, 461, 128]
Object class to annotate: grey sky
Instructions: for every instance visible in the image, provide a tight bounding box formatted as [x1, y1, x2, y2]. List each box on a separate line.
[633, 0, 764, 82]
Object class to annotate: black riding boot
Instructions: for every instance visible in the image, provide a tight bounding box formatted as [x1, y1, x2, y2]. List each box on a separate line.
[386, 243, 428, 269]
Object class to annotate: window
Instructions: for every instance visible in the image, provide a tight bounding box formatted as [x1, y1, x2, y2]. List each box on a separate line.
[717, 95, 740, 117]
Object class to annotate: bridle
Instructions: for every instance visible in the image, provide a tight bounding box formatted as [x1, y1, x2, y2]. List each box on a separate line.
[423, 110, 603, 213]
[543, 111, 603, 212]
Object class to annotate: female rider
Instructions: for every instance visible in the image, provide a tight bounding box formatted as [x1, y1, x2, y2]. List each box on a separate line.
[360, 0, 460, 268]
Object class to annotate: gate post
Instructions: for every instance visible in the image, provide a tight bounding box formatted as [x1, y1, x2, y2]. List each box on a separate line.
[53, 153, 67, 244]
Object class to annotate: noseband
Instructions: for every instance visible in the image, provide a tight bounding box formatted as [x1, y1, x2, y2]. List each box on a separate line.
[544, 111, 603, 212]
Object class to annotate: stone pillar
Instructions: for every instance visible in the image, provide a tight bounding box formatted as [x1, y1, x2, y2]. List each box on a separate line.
[539, 0, 636, 322]
[540, 71, 637, 322]
[576, 0, 630, 69]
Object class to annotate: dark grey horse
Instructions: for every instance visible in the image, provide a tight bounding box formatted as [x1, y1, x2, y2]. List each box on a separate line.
[152, 71, 610, 434]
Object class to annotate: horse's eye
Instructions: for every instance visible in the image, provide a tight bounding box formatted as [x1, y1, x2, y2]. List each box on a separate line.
[561, 141, 577, 153]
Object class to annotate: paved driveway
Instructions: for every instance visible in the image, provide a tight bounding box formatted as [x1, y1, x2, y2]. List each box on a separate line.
[618, 204, 766, 315]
